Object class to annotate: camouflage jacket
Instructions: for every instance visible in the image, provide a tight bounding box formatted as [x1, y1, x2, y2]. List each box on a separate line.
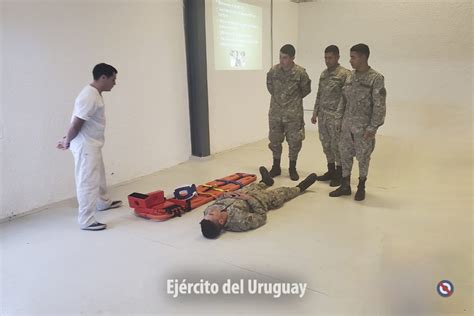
[267, 64, 311, 121]
[336, 68, 386, 133]
[313, 65, 351, 116]
[206, 195, 267, 232]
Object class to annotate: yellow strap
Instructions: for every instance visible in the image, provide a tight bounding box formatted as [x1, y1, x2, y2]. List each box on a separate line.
[200, 184, 229, 192]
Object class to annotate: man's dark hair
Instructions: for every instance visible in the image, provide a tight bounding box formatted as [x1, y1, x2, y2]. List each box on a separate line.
[324, 45, 339, 55]
[280, 44, 296, 58]
[350, 43, 370, 58]
[93, 63, 118, 80]
[200, 219, 222, 239]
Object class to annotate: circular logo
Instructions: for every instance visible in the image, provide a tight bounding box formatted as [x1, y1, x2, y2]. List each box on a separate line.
[437, 280, 454, 297]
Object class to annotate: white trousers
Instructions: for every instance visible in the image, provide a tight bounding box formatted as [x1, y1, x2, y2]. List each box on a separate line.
[70, 142, 112, 227]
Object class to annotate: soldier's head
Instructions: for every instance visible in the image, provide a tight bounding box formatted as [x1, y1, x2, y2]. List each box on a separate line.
[200, 204, 227, 239]
[279, 44, 295, 70]
[324, 45, 340, 69]
[200, 219, 222, 239]
[350, 44, 370, 70]
[92, 63, 118, 92]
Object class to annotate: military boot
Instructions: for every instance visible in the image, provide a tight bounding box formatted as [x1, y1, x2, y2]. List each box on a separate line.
[329, 165, 343, 187]
[289, 160, 299, 181]
[329, 175, 351, 197]
[296, 173, 318, 192]
[354, 177, 367, 201]
[259, 166, 274, 186]
[316, 163, 335, 182]
[269, 158, 281, 177]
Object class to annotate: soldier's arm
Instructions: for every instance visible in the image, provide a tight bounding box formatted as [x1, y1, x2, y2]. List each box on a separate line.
[335, 93, 346, 121]
[367, 75, 386, 134]
[245, 197, 266, 215]
[233, 209, 267, 231]
[313, 75, 323, 117]
[266, 68, 274, 95]
[334, 72, 351, 128]
[299, 70, 312, 98]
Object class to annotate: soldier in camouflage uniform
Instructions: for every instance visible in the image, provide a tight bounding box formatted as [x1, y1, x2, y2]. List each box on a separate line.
[200, 167, 317, 238]
[330, 44, 386, 201]
[266, 44, 312, 181]
[311, 45, 351, 187]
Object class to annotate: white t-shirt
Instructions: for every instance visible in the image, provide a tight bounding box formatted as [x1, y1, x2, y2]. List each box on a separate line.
[70, 85, 106, 147]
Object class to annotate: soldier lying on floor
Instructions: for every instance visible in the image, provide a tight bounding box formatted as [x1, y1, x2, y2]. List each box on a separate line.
[200, 167, 317, 239]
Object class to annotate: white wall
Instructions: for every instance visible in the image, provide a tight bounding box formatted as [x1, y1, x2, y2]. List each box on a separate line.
[6, 0, 468, 220]
[205, 0, 299, 153]
[0, 2, 4, 218]
[1, 0, 191, 220]
[272, 0, 299, 65]
[298, 0, 473, 136]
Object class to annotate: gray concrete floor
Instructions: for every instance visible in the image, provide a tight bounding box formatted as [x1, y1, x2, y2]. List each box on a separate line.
[1, 128, 472, 316]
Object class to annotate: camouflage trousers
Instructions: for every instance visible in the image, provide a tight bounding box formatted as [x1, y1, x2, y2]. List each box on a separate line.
[268, 117, 305, 161]
[240, 183, 300, 212]
[339, 126, 375, 178]
[318, 112, 341, 165]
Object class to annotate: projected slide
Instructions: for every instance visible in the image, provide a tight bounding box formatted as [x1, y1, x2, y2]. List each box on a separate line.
[213, 0, 262, 70]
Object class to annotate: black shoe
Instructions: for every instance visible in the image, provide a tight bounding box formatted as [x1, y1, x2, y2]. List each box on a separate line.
[329, 175, 351, 197]
[98, 200, 123, 211]
[81, 222, 107, 231]
[259, 166, 274, 186]
[269, 158, 281, 177]
[316, 163, 335, 181]
[296, 173, 318, 192]
[354, 177, 367, 201]
[289, 160, 299, 181]
[329, 165, 342, 187]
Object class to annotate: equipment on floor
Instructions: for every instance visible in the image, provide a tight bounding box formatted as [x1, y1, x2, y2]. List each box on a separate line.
[173, 184, 197, 200]
[127, 172, 256, 221]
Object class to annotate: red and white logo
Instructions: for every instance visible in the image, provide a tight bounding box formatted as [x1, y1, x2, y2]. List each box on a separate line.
[437, 280, 454, 297]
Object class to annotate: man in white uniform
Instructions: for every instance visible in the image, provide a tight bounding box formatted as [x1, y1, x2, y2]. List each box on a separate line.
[57, 63, 122, 231]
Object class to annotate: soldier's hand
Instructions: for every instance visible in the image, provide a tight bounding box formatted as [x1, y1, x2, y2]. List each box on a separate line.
[364, 130, 376, 140]
[222, 192, 237, 199]
[56, 136, 69, 150]
[335, 120, 342, 133]
[311, 114, 317, 124]
[236, 193, 251, 200]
